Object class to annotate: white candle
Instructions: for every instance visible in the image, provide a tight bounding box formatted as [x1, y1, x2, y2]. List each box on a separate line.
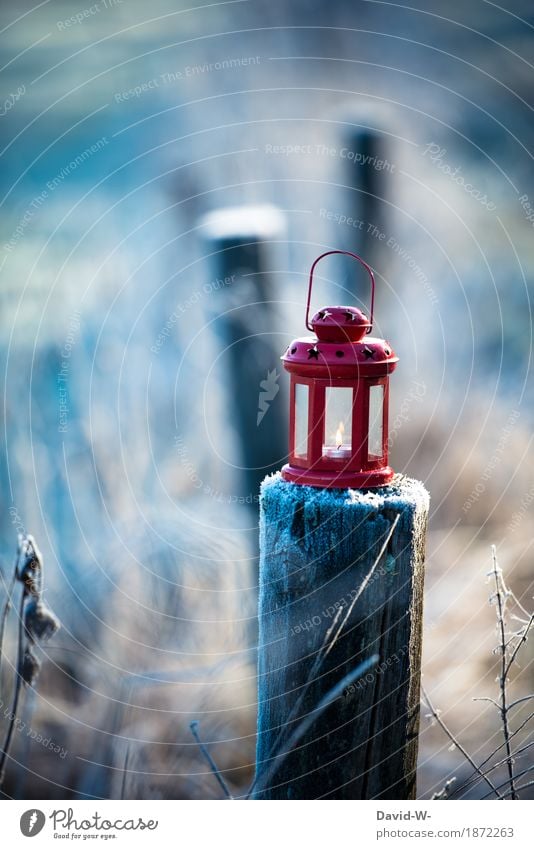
[323, 421, 351, 459]
[323, 444, 352, 460]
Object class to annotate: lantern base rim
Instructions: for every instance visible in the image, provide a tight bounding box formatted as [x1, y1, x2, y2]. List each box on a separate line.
[281, 464, 395, 490]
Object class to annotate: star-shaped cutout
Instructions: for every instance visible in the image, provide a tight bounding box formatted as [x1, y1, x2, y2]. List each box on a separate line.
[344, 311, 356, 322]
[307, 346, 320, 360]
[318, 310, 332, 320]
[363, 346, 374, 359]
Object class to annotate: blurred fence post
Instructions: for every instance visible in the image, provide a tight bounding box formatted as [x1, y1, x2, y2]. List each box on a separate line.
[254, 473, 429, 799]
[199, 205, 287, 505]
[335, 113, 394, 305]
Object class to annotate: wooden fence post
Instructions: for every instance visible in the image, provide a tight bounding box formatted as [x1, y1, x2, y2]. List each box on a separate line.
[253, 473, 429, 799]
[200, 205, 287, 504]
[336, 115, 394, 305]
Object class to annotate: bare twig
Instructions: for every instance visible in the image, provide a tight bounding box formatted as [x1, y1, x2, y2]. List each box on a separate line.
[479, 763, 534, 801]
[452, 710, 534, 798]
[431, 777, 456, 800]
[453, 741, 534, 799]
[120, 744, 131, 800]
[0, 550, 21, 701]
[472, 697, 500, 710]
[504, 613, 534, 679]
[0, 589, 25, 785]
[189, 721, 233, 800]
[491, 545, 517, 800]
[0, 534, 60, 789]
[449, 549, 533, 801]
[500, 779, 534, 799]
[421, 684, 502, 798]
[506, 695, 534, 711]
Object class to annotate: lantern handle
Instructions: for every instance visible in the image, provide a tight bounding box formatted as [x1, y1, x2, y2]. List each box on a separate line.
[305, 250, 375, 334]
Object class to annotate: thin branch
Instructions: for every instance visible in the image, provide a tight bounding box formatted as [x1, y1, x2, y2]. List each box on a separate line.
[252, 656, 379, 797]
[507, 695, 534, 711]
[120, 744, 131, 800]
[189, 721, 233, 800]
[479, 762, 534, 800]
[508, 588, 531, 621]
[491, 545, 517, 800]
[452, 710, 534, 798]
[0, 551, 21, 702]
[472, 697, 500, 710]
[500, 778, 534, 799]
[504, 613, 534, 680]
[0, 588, 26, 785]
[421, 683, 502, 798]
[431, 777, 456, 800]
[453, 740, 534, 798]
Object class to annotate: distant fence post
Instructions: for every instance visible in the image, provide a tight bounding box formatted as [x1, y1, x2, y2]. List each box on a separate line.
[336, 113, 394, 303]
[253, 473, 429, 799]
[199, 205, 287, 505]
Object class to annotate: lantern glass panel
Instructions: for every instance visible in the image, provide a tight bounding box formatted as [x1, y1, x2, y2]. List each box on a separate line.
[322, 386, 353, 458]
[368, 384, 384, 459]
[294, 383, 309, 458]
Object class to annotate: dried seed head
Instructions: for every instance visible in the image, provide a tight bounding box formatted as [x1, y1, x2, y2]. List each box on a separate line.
[19, 646, 41, 687]
[17, 534, 43, 598]
[25, 599, 61, 642]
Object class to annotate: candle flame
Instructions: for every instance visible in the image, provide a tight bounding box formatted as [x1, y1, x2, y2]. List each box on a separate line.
[335, 421, 344, 449]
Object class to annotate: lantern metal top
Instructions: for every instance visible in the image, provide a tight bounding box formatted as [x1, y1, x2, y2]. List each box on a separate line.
[305, 249, 375, 333]
[283, 249, 397, 377]
[282, 335, 397, 376]
[311, 306, 370, 342]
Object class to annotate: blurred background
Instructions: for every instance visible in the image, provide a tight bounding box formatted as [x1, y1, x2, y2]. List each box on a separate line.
[0, 0, 533, 799]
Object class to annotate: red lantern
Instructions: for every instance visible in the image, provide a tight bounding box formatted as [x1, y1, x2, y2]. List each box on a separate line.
[281, 250, 398, 489]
